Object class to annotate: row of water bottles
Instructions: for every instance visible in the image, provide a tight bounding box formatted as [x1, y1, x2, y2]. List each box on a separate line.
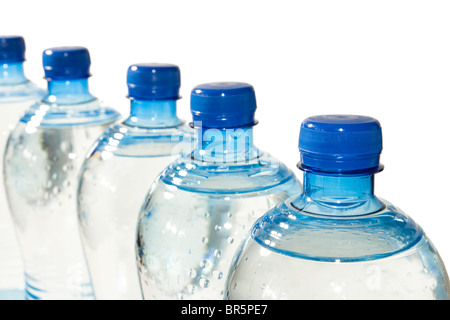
[0, 36, 449, 300]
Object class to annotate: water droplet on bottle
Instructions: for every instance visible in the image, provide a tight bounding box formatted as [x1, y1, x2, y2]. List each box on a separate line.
[187, 284, 196, 294]
[213, 270, 223, 279]
[199, 278, 210, 288]
[200, 259, 211, 269]
[60, 141, 68, 152]
[188, 268, 197, 278]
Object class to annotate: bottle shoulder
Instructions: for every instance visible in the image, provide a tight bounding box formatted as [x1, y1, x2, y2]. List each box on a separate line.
[86, 121, 194, 158]
[0, 80, 45, 103]
[156, 151, 301, 195]
[18, 98, 121, 127]
[251, 196, 425, 262]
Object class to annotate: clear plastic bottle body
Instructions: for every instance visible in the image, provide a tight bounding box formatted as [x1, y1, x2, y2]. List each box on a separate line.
[226, 173, 450, 300]
[77, 120, 193, 300]
[3, 95, 120, 300]
[0, 76, 45, 300]
[136, 127, 302, 300]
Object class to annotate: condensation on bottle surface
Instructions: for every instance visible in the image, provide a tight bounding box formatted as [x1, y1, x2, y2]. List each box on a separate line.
[4, 46, 120, 300]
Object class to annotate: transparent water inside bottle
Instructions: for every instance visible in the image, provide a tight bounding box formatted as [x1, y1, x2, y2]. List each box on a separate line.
[77, 121, 192, 300]
[226, 176, 450, 300]
[137, 139, 302, 300]
[0, 81, 44, 300]
[3, 98, 119, 299]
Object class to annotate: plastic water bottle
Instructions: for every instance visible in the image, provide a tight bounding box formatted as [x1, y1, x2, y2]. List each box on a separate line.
[226, 115, 450, 300]
[77, 63, 193, 300]
[0, 36, 45, 300]
[3, 47, 121, 300]
[136, 82, 302, 300]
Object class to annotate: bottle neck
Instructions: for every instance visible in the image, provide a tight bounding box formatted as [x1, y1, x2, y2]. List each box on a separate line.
[292, 172, 384, 216]
[193, 125, 258, 163]
[124, 99, 182, 128]
[44, 78, 95, 104]
[0, 62, 28, 85]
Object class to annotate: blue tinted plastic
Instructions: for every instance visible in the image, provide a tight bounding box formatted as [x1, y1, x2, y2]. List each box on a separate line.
[0, 63, 27, 85]
[136, 82, 302, 300]
[77, 64, 193, 300]
[299, 115, 383, 175]
[226, 115, 450, 300]
[190, 82, 258, 128]
[43, 47, 91, 81]
[3, 49, 120, 300]
[0, 36, 26, 63]
[0, 58, 45, 301]
[127, 63, 181, 101]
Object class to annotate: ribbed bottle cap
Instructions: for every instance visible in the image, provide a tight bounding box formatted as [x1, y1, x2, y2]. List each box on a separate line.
[299, 115, 383, 175]
[127, 63, 181, 100]
[190, 82, 257, 128]
[0, 36, 26, 63]
[43, 47, 91, 80]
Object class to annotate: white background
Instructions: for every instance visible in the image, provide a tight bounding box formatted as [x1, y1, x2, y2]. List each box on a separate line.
[3, 1, 450, 278]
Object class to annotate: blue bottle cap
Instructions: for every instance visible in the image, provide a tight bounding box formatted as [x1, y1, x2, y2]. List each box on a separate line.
[43, 47, 91, 81]
[0, 36, 26, 63]
[127, 63, 181, 100]
[190, 82, 258, 129]
[298, 115, 383, 175]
